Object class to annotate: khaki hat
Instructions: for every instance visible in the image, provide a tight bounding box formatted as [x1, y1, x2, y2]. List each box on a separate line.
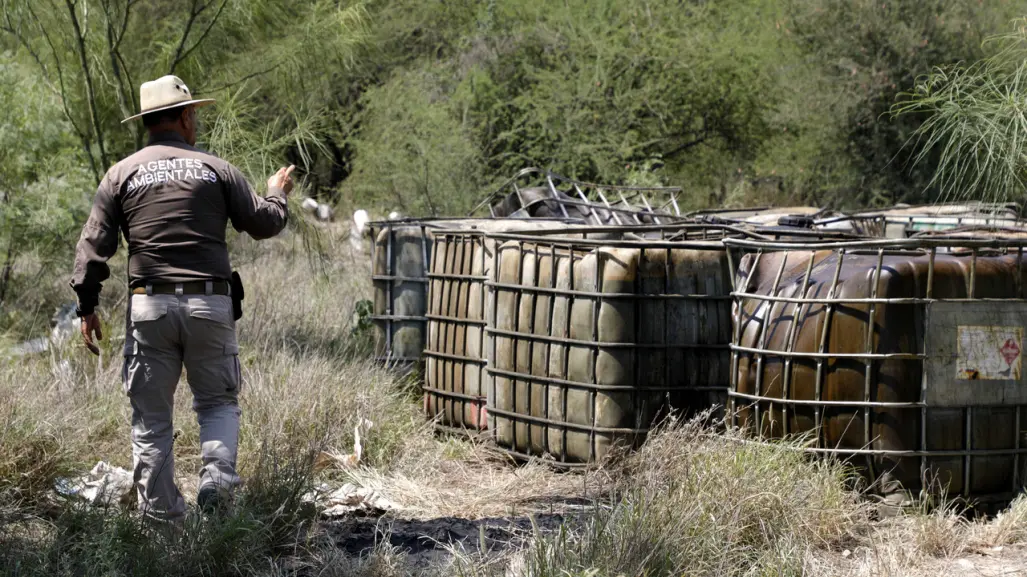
[121, 75, 214, 123]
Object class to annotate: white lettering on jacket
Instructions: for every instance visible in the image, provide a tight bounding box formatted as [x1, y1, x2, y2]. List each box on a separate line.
[127, 157, 219, 192]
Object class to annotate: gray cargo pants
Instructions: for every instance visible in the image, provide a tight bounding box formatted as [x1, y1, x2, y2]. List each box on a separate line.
[124, 292, 242, 520]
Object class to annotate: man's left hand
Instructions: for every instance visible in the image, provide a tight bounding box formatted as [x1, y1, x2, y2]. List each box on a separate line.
[268, 165, 296, 197]
[81, 313, 103, 355]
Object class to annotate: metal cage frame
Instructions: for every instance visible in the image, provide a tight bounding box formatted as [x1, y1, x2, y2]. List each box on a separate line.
[844, 203, 1024, 238]
[723, 235, 1027, 502]
[370, 218, 501, 368]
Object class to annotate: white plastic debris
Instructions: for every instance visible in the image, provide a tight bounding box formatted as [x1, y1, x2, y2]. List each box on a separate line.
[50, 303, 78, 346]
[299, 197, 335, 222]
[316, 203, 335, 222]
[305, 483, 398, 517]
[8, 337, 49, 357]
[352, 209, 370, 235]
[350, 209, 370, 251]
[56, 461, 135, 506]
[6, 303, 79, 358]
[301, 197, 320, 213]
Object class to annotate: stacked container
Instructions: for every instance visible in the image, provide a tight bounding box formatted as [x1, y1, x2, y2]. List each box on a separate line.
[373, 174, 688, 372]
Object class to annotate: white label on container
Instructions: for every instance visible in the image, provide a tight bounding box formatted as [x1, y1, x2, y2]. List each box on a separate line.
[956, 326, 1022, 381]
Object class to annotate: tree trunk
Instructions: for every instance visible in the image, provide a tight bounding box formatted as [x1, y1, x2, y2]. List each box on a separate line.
[0, 242, 14, 308]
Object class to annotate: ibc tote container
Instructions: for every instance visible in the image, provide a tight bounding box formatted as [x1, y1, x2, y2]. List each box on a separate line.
[850, 202, 1022, 238]
[483, 224, 750, 464]
[371, 218, 491, 369]
[372, 174, 688, 371]
[726, 234, 1027, 505]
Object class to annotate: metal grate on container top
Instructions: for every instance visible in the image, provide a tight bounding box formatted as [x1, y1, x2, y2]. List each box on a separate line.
[724, 234, 1027, 504]
[471, 167, 687, 225]
[483, 223, 761, 466]
[688, 206, 891, 239]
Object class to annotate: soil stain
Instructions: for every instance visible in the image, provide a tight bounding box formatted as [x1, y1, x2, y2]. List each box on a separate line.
[326, 512, 568, 566]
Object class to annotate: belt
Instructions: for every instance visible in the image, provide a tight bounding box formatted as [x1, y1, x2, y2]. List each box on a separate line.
[131, 280, 230, 296]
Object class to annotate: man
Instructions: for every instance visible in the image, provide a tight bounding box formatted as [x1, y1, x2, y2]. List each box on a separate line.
[71, 75, 293, 520]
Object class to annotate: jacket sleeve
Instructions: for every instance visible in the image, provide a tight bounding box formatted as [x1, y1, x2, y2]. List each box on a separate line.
[223, 165, 289, 240]
[70, 172, 120, 316]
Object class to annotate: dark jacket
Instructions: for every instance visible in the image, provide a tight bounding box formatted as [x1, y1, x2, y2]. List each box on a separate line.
[71, 132, 288, 315]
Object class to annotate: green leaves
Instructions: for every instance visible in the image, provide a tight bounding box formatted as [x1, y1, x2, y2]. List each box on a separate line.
[346, 69, 486, 215]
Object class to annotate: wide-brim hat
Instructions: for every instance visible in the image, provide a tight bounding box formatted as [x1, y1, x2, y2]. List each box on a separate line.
[122, 75, 214, 123]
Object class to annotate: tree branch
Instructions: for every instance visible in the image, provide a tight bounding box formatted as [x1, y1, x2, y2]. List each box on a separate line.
[171, 0, 228, 74]
[65, 0, 110, 170]
[168, 0, 203, 75]
[101, 0, 137, 124]
[661, 134, 709, 160]
[198, 62, 283, 95]
[15, 1, 101, 182]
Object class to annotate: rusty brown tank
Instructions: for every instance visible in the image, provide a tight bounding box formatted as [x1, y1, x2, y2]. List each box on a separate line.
[486, 225, 740, 464]
[728, 236, 1027, 504]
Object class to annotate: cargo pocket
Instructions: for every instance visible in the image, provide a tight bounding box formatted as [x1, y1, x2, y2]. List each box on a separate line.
[225, 342, 241, 393]
[122, 340, 143, 396]
[187, 297, 235, 328]
[130, 298, 169, 323]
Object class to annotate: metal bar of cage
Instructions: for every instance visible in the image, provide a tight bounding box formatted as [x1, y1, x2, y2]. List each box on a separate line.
[780, 252, 817, 436]
[727, 248, 760, 427]
[753, 252, 790, 436]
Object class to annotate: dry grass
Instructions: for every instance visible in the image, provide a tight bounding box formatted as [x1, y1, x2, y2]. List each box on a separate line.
[3, 222, 1027, 575]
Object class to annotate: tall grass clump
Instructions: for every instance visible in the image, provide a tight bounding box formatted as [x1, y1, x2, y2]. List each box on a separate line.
[0, 226, 426, 574]
[500, 419, 868, 576]
[0, 434, 325, 577]
[894, 18, 1027, 203]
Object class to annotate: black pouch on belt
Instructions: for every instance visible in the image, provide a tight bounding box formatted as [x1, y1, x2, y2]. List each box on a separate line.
[230, 271, 245, 320]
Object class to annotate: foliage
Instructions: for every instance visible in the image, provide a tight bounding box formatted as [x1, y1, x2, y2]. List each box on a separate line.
[2, 0, 1026, 335]
[0, 58, 92, 326]
[335, 0, 1022, 213]
[345, 69, 487, 216]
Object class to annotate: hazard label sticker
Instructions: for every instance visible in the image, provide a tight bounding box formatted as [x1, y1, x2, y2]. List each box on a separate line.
[957, 326, 1023, 380]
